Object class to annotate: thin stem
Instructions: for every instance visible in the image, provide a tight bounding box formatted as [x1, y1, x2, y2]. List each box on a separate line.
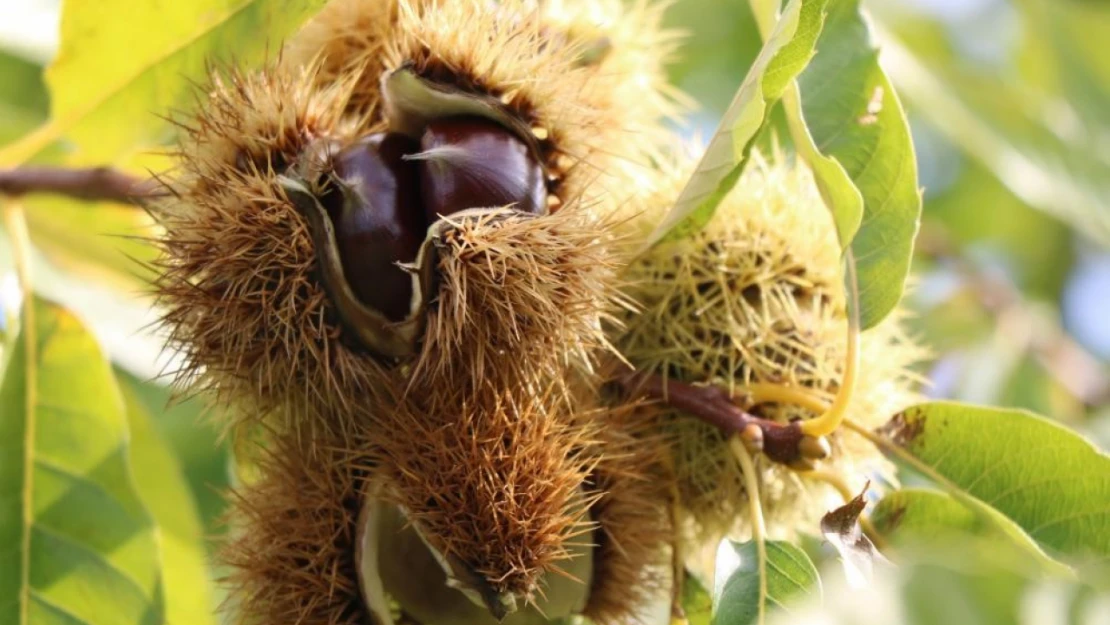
[0, 166, 162, 205]
[614, 367, 810, 465]
[741, 382, 830, 414]
[799, 252, 861, 438]
[3, 198, 35, 625]
[729, 436, 768, 625]
[670, 486, 687, 621]
[3, 200, 33, 296]
[748, 0, 779, 38]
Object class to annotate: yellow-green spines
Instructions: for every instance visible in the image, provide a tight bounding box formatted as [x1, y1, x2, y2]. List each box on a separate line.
[617, 153, 925, 545]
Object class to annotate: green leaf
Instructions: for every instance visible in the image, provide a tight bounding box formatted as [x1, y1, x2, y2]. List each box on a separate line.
[117, 371, 230, 534]
[682, 572, 714, 625]
[647, 0, 829, 245]
[876, 402, 1110, 562]
[778, 536, 1107, 625]
[0, 51, 48, 145]
[872, 488, 992, 540]
[712, 540, 821, 625]
[0, 0, 329, 166]
[870, 487, 1069, 571]
[791, 0, 921, 329]
[0, 297, 165, 625]
[121, 383, 217, 625]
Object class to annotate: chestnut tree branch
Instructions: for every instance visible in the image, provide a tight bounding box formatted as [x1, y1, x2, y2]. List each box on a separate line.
[613, 366, 827, 467]
[0, 166, 165, 205]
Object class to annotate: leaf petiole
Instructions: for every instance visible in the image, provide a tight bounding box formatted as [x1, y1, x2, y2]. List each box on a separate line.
[729, 436, 768, 625]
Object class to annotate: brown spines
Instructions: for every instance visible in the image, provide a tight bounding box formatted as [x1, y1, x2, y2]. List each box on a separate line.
[221, 434, 368, 625]
[286, 0, 680, 213]
[381, 0, 634, 209]
[154, 65, 401, 444]
[361, 382, 598, 600]
[282, 0, 404, 118]
[158, 2, 686, 622]
[581, 399, 674, 625]
[412, 207, 620, 392]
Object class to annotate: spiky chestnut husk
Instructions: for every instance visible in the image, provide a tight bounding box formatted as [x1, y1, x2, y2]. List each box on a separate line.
[615, 152, 926, 550]
[155, 60, 657, 617]
[155, 58, 626, 433]
[221, 388, 673, 625]
[410, 206, 621, 394]
[156, 0, 673, 439]
[285, 0, 683, 208]
[221, 433, 368, 625]
[361, 383, 673, 625]
[154, 64, 394, 442]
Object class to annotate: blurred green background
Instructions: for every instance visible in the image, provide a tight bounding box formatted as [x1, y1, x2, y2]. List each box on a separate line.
[1, 0, 1108, 621]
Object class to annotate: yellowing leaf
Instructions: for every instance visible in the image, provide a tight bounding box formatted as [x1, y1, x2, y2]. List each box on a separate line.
[0, 0, 328, 166]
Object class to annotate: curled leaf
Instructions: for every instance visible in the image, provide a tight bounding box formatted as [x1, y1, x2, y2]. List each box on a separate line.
[646, 0, 829, 247]
[820, 484, 888, 587]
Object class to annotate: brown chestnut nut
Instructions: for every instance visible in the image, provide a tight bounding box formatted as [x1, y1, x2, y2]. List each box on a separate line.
[407, 116, 547, 221]
[327, 133, 425, 322]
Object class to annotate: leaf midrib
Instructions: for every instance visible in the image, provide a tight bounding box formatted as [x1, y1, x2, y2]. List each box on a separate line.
[0, 0, 262, 166]
[18, 287, 37, 625]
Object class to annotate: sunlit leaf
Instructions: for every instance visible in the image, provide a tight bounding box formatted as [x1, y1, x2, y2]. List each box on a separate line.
[121, 383, 217, 625]
[872, 488, 992, 540]
[0, 50, 47, 145]
[647, 0, 829, 245]
[118, 370, 230, 534]
[791, 0, 921, 329]
[712, 540, 821, 625]
[769, 537, 1109, 625]
[0, 297, 165, 624]
[682, 571, 713, 625]
[870, 487, 1068, 571]
[22, 199, 159, 285]
[875, 402, 1110, 561]
[0, 0, 328, 166]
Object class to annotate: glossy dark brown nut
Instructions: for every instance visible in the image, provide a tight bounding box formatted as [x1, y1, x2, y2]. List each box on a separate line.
[410, 116, 547, 221]
[327, 132, 425, 322]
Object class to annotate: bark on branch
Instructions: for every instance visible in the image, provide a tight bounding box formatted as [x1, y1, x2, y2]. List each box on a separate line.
[613, 366, 829, 468]
[0, 166, 165, 205]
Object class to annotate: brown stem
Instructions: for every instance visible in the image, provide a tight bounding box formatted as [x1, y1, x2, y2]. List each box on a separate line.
[0, 166, 165, 205]
[613, 367, 824, 467]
